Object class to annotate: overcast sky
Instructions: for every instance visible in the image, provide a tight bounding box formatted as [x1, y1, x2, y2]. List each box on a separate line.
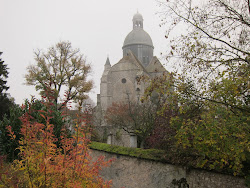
[0, 0, 171, 105]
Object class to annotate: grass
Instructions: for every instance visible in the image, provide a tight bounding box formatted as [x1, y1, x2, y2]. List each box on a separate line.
[89, 141, 169, 163]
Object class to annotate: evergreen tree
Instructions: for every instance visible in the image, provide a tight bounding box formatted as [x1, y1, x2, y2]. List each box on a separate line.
[0, 52, 13, 120]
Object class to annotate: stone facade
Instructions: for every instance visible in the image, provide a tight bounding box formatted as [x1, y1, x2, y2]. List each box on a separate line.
[94, 12, 168, 146]
[97, 12, 167, 115]
[90, 149, 247, 188]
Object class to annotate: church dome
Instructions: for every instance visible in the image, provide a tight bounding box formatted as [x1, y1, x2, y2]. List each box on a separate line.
[123, 29, 153, 47]
[123, 12, 153, 48]
[122, 12, 154, 67]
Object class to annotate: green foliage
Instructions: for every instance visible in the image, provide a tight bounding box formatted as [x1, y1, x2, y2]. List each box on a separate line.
[145, 74, 249, 176]
[0, 52, 9, 94]
[173, 103, 249, 175]
[0, 52, 14, 121]
[0, 105, 23, 161]
[0, 98, 68, 161]
[115, 129, 122, 140]
[22, 98, 69, 148]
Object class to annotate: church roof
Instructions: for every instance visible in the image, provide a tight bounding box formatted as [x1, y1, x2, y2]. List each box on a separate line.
[110, 50, 150, 77]
[146, 56, 167, 73]
[128, 50, 150, 75]
[123, 29, 153, 48]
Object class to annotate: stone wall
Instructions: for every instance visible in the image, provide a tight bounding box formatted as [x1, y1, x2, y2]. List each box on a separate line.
[90, 149, 247, 188]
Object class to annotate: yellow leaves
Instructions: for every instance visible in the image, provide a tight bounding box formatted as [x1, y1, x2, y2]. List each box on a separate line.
[179, 106, 183, 113]
[6, 125, 16, 140]
[18, 167, 26, 171]
[25, 41, 93, 104]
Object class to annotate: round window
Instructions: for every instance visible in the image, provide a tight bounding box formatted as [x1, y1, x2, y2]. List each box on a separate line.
[121, 78, 127, 83]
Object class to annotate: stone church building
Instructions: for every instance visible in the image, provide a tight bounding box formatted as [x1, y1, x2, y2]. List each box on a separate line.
[94, 12, 168, 147]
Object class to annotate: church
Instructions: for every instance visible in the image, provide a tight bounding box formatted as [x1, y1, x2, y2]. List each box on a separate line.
[94, 12, 168, 147]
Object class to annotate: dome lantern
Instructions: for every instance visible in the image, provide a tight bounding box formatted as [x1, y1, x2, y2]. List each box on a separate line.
[122, 12, 154, 67]
[133, 12, 143, 29]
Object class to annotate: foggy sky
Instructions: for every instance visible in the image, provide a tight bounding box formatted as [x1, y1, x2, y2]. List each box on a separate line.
[0, 0, 170, 105]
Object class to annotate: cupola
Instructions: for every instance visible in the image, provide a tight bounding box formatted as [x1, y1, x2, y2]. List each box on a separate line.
[122, 12, 154, 67]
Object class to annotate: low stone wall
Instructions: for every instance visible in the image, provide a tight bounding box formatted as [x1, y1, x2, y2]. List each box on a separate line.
[90, 149, 247, 188]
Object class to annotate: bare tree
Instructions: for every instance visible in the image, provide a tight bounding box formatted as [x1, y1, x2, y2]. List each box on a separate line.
[158, 0, 249, 112]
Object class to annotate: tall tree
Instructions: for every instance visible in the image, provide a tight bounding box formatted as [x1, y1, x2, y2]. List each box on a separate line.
[0, 52, 14, 120]
[159, 0, 249, 111]
[153, 0, 250, 175]
[0, 52, 9, 93]
[25, 41, 93, 110]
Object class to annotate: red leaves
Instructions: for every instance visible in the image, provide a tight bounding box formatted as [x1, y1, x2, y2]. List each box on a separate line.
[105, 102, 133, 125]
[3, 100, 112, 187]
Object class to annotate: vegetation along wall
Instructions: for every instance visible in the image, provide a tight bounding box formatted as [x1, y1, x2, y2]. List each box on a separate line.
[90, 143, 247, 188]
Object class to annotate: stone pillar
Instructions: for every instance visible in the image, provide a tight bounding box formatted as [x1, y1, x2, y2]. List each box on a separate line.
[107, 133, 113, 145]
[130, 135, 137, 148]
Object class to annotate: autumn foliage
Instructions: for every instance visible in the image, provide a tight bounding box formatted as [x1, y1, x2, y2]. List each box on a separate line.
[0, 99, 112, 187]
[105, 101, 158, 148]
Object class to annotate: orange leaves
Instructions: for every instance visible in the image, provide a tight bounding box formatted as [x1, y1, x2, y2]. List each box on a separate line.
[3, 100, 113, 188]
[7, 125, 16, 140]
